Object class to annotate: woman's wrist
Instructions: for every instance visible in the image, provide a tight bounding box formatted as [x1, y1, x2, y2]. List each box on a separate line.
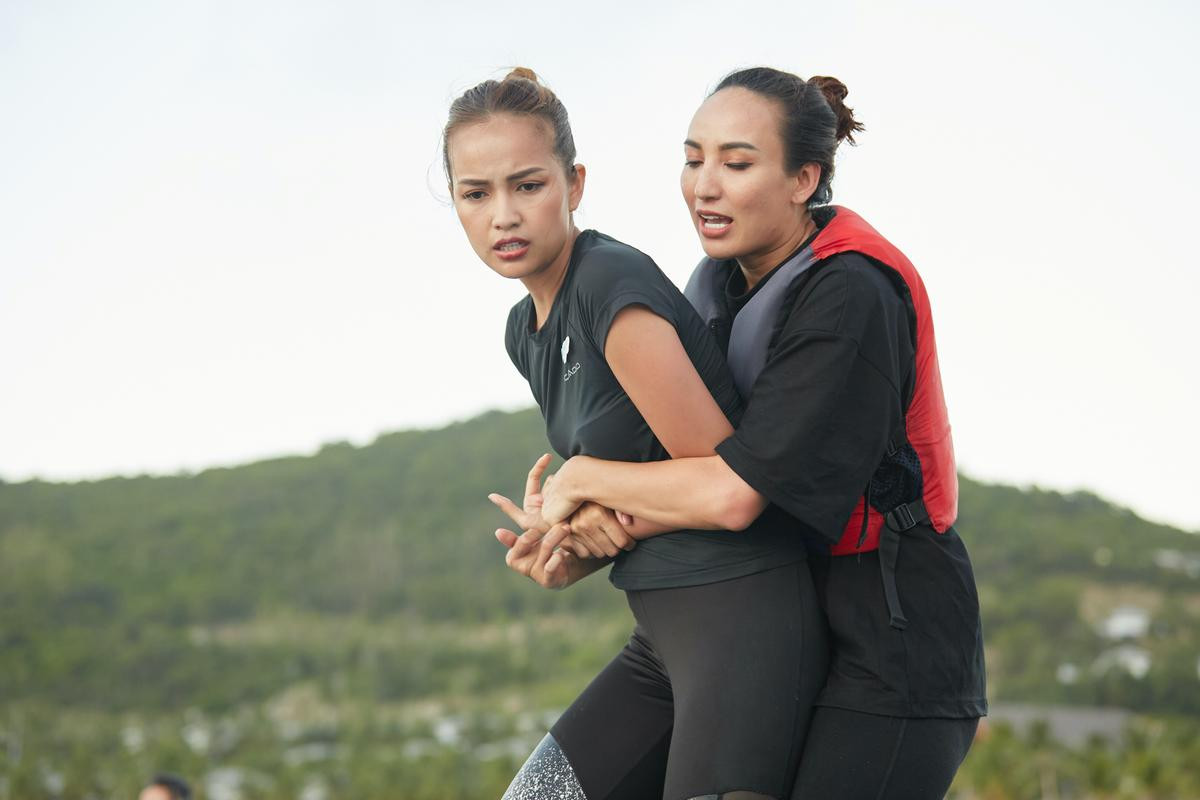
[558, 455, 594, 506]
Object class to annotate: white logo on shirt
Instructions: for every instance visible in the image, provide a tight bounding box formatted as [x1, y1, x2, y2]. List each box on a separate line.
[560, 336, 580, 381]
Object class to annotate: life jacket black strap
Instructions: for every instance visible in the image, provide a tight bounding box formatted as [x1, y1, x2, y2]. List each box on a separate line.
[856, 485, 870, 549]
[885, 498, 929, 532]
[877, 498, 928, 631]
[878, 527, 908, 631]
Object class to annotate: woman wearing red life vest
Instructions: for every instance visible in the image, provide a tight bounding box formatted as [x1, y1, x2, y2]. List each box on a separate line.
[535, 68, 987, 798]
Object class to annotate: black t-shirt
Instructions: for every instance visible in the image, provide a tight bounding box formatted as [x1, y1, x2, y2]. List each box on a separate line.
[712, 246, 988, 719]
[505, 230, 807, 591]
[716, 252, 911, 542]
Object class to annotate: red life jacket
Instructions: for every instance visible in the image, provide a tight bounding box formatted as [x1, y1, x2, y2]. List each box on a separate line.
[811, 207, 958, 555]
[684, 206, 958, 554]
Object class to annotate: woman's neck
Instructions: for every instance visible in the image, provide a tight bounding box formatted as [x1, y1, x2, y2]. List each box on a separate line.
[523, 226, 580, 329]
[736, 214, 816, 291]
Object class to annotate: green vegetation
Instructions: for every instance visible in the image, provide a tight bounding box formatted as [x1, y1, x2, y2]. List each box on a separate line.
[954, 715, 1200, 799]
[1, 408, 1198, 798]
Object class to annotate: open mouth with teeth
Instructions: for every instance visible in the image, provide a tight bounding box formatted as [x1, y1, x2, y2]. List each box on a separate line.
[493, 238, 531, 260]
[698, 212, 733, 236]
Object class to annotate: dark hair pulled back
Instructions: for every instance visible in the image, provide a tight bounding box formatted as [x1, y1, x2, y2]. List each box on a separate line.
[442, 67, 577, 184]
[713, 67, 864, 206]
[148, 774, 192, 800]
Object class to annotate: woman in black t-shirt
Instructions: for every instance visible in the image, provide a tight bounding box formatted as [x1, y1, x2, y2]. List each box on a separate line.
[445, 69, 828, 800]
[537, 69, 987, 799]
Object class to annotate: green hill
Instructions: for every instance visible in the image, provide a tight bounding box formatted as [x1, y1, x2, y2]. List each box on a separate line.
[1, 407, 1198, 798]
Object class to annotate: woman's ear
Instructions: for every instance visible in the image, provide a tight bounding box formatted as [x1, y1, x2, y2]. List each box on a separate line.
[791, 162, 821, 206]
[568, 163, 587, 212]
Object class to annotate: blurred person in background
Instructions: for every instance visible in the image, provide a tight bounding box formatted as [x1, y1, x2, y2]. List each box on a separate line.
[138, 773, 190, 800]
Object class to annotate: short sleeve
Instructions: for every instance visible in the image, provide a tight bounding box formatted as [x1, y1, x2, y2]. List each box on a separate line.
[504, 298, 530, 380]
[715, 254, 913, 542]
[572, 241, 680, 355]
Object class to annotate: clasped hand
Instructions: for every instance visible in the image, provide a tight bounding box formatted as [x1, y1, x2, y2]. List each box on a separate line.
[488, 453, 636, 589]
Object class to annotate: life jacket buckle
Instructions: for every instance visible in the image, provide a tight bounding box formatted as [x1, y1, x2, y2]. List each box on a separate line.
[886, 503, 918, 532]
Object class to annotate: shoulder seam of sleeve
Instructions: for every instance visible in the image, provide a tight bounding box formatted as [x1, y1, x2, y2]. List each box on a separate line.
[591, 289, 676, 355]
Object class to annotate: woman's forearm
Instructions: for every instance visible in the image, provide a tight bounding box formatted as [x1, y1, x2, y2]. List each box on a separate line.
[556, 454, 765, 532]
[624, 517, 676, 540]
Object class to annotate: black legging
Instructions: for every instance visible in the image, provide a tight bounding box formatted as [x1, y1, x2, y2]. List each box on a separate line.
[790, 708, 979, 799]
[504, 561, 829, 800]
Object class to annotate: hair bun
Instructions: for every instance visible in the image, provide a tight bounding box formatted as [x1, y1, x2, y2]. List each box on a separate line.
[807, 76, 865, 145]
[504, 66, 540, 83]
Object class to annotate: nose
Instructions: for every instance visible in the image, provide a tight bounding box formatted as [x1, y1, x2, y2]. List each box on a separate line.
[492, 192, 520, 230]
[692, 162, 720, 202]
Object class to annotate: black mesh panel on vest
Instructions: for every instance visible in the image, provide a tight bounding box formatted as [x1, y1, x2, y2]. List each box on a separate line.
[869, 442, 923, 514]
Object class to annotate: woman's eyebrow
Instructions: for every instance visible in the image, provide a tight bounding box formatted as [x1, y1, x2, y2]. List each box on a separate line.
[456, 166, 547, 188]
[507, 166, 547, 181]
[683, 139, 759, 152]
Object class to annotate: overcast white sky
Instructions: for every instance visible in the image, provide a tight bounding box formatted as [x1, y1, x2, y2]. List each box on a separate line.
[2, 0, 1197, 532]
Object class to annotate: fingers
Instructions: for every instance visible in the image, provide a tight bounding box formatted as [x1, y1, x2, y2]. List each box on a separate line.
[504, 527, 545, 575]
[539, 523, 571, 556]
[499, 522, 573, 587]
[607, 514, 636, 552]
[570, 503, 628, 557]
[543, 535, 574, 586]
[498, 515, 585, 590]
[608, 527, 635, 553]
[541, 551, 570, 589]
[504, 541, 529, 575]
[573, 525, 611, 558]
[516, 526, 546, 549]
[566, 503, 609, 557]
[599, 526, 623, 557]
[525, 453, 553, 498]
[592, 525, 621, 558]
[616, 511, 635, 527]
[488, 493, 527, 527]
[533, 523, 571, 588]
[559, 534, 593, 559]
